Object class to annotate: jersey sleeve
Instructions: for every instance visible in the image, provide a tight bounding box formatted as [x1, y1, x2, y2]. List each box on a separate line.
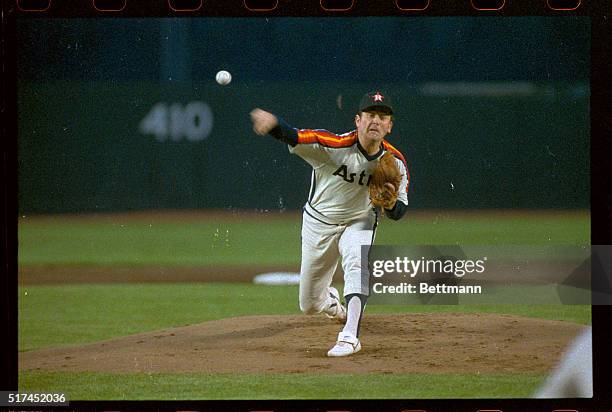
[267, 116, 349, 167]
[287, 130, 338, 169]
[267, 117, 328, 168]
[268, 116, 299, 146]
[289, 127, 358, 169]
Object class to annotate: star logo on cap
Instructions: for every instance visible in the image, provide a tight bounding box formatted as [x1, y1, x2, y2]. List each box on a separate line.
[373, 92, 384, 102]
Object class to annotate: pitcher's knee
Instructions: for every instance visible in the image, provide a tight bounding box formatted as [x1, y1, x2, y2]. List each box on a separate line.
[299, 299, 323, 315]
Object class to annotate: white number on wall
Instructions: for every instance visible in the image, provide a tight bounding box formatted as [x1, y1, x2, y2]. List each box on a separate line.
[139, 101, 213, 142]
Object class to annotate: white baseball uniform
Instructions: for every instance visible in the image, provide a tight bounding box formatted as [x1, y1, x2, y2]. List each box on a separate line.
[273, 124, 409, 315]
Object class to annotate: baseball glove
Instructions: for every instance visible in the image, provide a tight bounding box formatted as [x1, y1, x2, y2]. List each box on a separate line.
[369, 152, 402, 210]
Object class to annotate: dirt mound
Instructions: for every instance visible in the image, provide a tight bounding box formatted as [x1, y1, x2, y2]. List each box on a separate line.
[20, 313, 586, 374]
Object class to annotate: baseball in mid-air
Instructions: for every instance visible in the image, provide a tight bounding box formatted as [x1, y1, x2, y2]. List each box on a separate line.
[215, 70, 232, 85]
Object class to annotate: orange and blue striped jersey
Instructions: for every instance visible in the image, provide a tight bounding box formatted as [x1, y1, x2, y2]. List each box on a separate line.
[270, 117, 409, 223]
[289, 125, 410, 224]
[296, 128, 410, 192]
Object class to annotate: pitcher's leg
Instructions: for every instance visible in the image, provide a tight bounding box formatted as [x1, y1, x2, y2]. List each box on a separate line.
[327, 216, 376, 357]
[338, 216, 376, 298]
[299, 212, 344, 317]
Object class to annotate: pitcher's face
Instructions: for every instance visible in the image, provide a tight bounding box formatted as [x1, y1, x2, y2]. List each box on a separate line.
[355, 110, 393, 144]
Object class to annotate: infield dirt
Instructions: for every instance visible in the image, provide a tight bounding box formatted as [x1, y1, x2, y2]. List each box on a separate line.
[20, 313, 585, 374]
[18, 210, 590, 375]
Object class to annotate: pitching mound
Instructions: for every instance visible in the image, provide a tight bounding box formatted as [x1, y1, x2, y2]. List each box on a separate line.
[20, 313, 586, 374]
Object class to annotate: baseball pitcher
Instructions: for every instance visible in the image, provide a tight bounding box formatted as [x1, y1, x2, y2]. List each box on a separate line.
[250, 91, 409, 357]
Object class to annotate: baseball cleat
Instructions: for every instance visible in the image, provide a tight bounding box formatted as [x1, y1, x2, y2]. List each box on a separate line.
[325, 287, 347, 321]
[327, 331, 361, 357]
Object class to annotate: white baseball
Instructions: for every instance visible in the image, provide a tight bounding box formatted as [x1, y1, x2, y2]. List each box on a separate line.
[215, 70, 232, 85]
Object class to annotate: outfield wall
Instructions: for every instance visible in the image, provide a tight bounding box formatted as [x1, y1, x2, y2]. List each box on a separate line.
[18, 81, 589, 214]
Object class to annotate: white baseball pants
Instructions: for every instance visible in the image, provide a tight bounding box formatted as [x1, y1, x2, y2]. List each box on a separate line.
[298, 210, 377, 314]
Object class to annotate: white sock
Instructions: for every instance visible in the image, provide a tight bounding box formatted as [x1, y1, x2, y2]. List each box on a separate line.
[342, 295, 365, 337]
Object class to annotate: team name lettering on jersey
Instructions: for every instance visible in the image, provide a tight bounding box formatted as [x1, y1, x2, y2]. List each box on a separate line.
[332, 165, 372, 186]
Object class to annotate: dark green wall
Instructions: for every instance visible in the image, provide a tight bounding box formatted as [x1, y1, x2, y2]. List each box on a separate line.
[18, 81, 589, 213]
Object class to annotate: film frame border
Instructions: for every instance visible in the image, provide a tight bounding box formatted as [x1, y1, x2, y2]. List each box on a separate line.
[11, 0, 594, 15]
[2, 1, 610, 412]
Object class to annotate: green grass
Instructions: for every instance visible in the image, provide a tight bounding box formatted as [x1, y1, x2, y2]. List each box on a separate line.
[18, 219, 302, 266]
[18, 211, 589, 266]
[17, 211, 591, 400]
[18, 283, 300, 352]
[19, 371, 547, 399]
[377, 212, 590, 245]
[19, 283, 590, 352]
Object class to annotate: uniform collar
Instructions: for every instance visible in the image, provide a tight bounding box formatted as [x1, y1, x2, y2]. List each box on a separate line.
[357, 140, 384, 161]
